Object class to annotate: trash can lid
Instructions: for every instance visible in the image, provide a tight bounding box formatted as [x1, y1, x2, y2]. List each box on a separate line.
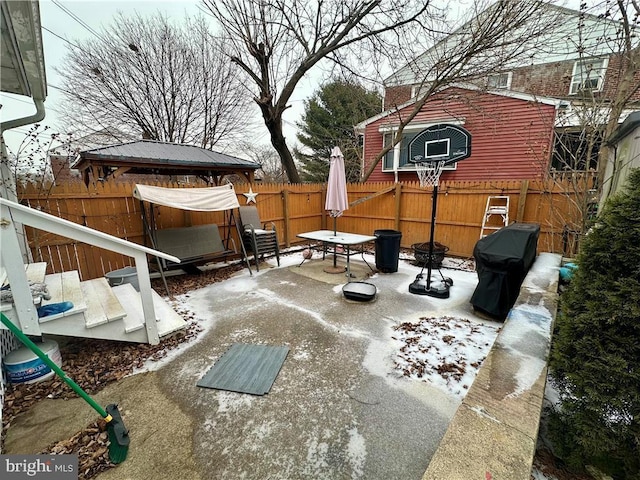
[374, 229, 402, 236]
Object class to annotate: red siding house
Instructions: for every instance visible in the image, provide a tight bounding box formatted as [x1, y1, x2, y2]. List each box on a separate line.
[359, 3, 640, 184]
[357, 86, 561, 183]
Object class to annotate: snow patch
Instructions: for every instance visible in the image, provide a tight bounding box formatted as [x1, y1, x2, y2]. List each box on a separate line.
[251, 288, 370, 339]
[229, 328, 258, 341]
[293, 349, 311, 361]
[501, 306, 553, 397]
[304, 437, 330, 476]
[216, 391, 256, 414]
[222, 276, 259, 293]
[392, 316, 500, 400]
[346, 427, 366, 478]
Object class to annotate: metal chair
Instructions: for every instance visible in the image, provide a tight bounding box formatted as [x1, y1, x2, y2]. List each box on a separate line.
[238, 206, 280, 271]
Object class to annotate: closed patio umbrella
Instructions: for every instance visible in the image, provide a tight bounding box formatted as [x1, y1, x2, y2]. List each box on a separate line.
[325, 146, 348, 233]
[324, 146, 349, 273]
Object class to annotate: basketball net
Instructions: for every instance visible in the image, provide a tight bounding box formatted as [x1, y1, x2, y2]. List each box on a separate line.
[415, 160, 445, 187]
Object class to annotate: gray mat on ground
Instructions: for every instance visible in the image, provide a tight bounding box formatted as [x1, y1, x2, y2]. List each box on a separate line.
[197, 343, 289, 395]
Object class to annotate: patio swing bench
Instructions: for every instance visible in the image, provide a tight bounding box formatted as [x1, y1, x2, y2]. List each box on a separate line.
[154, 224, 236, 273]
[133, 183, 253, 278]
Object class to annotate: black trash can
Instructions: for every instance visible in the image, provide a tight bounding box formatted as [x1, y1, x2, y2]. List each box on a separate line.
[470, 222, 540, 320]
[374, 229, 402, 273]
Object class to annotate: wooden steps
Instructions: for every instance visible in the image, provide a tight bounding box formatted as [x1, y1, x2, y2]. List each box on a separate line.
[81, 278, 127, 328]
[23, 262, 47, 284]
[39, 271, 87, 323]
[111, 284, 186, 337]
[3, 263, 186, 344]
[111, 284, 146, 333]
[1, 262, 49, 313]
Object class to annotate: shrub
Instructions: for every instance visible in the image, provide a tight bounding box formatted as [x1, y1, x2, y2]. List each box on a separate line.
[548, 169, 640, 479]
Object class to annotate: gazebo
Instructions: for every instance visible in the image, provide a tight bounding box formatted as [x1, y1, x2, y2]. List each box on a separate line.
[72, 139, 260, 186]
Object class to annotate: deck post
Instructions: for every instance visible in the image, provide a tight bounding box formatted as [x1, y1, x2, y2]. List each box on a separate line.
[0, 204, 41, 336]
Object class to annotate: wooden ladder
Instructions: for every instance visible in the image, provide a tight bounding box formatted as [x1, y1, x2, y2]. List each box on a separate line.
[480, 196, 510, 238]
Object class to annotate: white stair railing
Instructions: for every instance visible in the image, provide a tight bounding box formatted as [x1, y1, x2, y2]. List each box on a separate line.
[0, 198, 180, 345]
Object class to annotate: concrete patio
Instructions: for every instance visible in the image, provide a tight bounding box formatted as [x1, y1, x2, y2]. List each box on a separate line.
[4, 251, 560, 480]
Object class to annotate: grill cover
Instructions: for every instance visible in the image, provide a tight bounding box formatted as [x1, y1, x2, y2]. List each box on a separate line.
[471, 223, 540, 319]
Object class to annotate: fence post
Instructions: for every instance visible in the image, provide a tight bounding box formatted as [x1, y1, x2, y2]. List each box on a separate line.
[394, 183, 402, 231]
[516, 180, 529, 222]
[282, 188, 290, 247]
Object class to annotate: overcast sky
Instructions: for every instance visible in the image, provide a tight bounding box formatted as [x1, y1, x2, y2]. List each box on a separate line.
[1, 0, 316, 156]
[1, 0, 587, 157]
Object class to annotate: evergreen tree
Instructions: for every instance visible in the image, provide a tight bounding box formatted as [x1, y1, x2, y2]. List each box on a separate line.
[295, 80, 381, 183]
[548, 169, 640, 479]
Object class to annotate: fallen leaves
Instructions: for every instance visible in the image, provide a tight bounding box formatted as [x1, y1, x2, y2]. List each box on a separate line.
[392, 316, 500, 399]
[151, 263, 245, 296]
[1, 263, 241, 479]
[1, 325, 202, 480]
[42, 420, 112, 479]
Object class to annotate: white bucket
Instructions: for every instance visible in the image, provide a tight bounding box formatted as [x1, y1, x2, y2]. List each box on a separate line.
[3, 339, 62, 384]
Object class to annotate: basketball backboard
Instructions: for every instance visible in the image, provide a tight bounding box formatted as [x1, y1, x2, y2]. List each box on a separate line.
[408, 124, 472, 166]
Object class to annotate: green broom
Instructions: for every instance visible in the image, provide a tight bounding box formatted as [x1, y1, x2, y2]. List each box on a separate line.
[1, 312, 130, 463]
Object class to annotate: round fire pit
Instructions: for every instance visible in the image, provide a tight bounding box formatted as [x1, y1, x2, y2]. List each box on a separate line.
[412, 242, 449, 269]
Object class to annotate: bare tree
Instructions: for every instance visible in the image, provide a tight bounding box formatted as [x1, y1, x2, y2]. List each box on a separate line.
[590, 0, 640, 198]
[238, 142, 288, 183]
[201, 0, 435, 182]
[57, 13, 255, 150]
[0, 125, 75, 199]
[526, 1, 640, 253]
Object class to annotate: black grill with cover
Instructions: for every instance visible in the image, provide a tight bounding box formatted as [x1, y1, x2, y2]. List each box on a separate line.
[470, 222, 540, 320]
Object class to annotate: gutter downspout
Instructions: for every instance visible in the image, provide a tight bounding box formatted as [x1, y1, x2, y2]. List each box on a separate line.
[1, 98, 46, 262]
[1, 98, 46, 131]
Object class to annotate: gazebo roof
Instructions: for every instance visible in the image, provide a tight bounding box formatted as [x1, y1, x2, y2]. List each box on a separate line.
[72, 139, 260, 185]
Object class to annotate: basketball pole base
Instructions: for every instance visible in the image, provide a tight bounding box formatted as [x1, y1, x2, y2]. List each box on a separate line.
[408, 277, 451, 298]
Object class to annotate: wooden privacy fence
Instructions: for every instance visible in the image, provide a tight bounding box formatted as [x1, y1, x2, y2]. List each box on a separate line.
[17, 178, 587, 281]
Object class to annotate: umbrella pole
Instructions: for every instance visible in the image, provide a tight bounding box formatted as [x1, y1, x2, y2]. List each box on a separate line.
[333, 216, 338, 267]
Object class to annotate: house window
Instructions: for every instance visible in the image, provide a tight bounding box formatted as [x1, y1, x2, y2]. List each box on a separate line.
[383, 134, 394, 170]
[569, 58, 608, 95]
[383, 131, 419, 171]
[411, 83, 432, 99]
[487, 72, 512, 89]
[551, 130, 601, 172]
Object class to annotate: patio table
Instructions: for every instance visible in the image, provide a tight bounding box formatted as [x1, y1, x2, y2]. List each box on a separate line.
[296, 230, 376, 281]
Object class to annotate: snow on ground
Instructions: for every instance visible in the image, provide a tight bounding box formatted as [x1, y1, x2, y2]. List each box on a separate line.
[531, 468, 559, 480]
[391, 315, 500, 400]
[125, 247, 560, 480]
[139, 248, 500, 403]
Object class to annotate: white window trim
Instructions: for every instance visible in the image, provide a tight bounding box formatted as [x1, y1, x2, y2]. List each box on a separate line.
[411, 84, 431, 99]
[569, 57, 608, 95]
[487, 72, 512, 90]
[380, 120, 464, 175]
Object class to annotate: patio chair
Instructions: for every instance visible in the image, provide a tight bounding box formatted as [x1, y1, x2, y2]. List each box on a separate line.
[239, 206, 280, 271]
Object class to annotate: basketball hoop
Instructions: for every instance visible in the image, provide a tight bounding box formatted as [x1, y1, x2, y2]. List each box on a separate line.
[406, 126, 472, 298]
[414, 159, 445, 188]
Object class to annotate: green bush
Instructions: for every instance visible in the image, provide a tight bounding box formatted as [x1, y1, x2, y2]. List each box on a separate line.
[548, 168, 640, 479]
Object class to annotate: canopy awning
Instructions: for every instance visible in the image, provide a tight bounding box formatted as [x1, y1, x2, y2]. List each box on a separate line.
[133, 184, 240, 211]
